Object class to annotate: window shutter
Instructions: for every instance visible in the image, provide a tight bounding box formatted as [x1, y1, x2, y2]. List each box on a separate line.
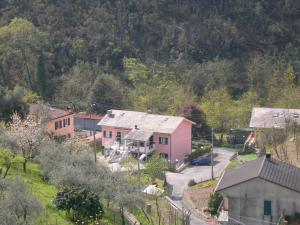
[103, 130, 106, 137]
[264, 200, 272, 216]
[68, 118, 70, 125]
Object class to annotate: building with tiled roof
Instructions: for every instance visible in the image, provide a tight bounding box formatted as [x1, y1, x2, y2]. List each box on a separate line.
[216, 155, 300, 225]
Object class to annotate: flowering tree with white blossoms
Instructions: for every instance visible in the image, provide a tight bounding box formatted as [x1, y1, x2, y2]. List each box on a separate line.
[6, 114, 44, 173]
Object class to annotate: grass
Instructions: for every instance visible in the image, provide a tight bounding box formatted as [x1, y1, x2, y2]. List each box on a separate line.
[1, 156, 72, 225]
[191, 179, 218, 189]
[239, 154, 257, 161]
[131, 196, 185, 225]
[227, 153, 257, 169]
[1, 156, 127, 225]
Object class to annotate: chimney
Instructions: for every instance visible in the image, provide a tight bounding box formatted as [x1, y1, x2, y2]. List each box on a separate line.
[107, 110, 114, 118]
[266, 153, 271, 159]
[135, 125, 138, 130]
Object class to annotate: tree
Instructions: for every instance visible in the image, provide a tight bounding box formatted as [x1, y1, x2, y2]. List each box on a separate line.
[145, 154, 169, 182]
[0, 148, 14, 178]
[208, 192, 223, 215]
[124, 58, 148, 86]
[235, 90, 261, 127]
[0, 18, 47, 90]
[5, 114, 44, 172]
[35, 50, 48, 99]
[201, 87, 236, 142]
[181, 100, 210, 138]
[88, 74, 127, 114]
[38, 142, 143, 225]
[0, 179, 42, 224]
[56, 62, 101, 111]
[0, 85, 28, 121]
[54, 187, 103, 222]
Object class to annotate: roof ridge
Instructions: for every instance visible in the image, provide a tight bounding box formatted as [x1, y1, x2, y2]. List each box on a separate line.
[257, 155, 266, 177]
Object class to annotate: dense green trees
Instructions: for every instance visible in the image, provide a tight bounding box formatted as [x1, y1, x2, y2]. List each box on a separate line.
[0, 0, 299, 135]
[0, 85, 28, 121]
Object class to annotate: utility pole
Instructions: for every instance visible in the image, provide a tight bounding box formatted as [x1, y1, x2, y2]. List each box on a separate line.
[211, 127, 214, 180]
[91, 103, 97, 163]
[137, 141, 141, 189]
[93, 119, 97, 163]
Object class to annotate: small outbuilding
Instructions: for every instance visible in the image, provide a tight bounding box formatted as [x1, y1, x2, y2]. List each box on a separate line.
[216, 154, 300, 225]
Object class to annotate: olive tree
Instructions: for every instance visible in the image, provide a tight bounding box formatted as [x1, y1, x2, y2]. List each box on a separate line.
[5, 114, 44, 172]
[0, 179, 42, 224]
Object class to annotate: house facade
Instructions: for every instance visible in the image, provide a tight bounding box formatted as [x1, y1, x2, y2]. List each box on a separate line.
[29, 104, 75, 139]
[74, 113, 103, 132]
[98, 110, 194, 163]
[216, 155, 300, 225]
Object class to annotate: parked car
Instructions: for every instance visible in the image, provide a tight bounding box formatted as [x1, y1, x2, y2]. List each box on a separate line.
[191, 154, 211, 166]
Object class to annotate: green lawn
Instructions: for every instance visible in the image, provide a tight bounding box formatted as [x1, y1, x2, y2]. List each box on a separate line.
[1, 156, 126, 225]
[1, 156, 72, 225]
[227, 154, 257, 169]
[239, 154, 257, 161]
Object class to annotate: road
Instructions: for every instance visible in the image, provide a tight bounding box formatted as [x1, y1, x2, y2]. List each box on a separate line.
[166, 147, 236, 225]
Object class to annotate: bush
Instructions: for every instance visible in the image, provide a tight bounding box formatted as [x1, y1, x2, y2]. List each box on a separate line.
[54, 187, 103, 222]
[186, 147, 211, 162]
[208, 192, 223, 215]
[188, 179, 197, 187]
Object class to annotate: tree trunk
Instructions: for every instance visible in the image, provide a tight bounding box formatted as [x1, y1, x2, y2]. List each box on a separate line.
[220, 133, 224, 144]
[23, 158, 27, 173]
[3, 164, 11, 178]
[155, 196, 161, 225]
[120, 206, 125, 225]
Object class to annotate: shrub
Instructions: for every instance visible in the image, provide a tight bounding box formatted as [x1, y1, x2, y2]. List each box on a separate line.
[208, 192, 223, 215]
[54, 187, 103, 222]
[186, 147, 211, 162]
[188, 179, 197, 187]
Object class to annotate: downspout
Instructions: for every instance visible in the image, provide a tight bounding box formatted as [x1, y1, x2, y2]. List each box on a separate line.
[169, 134, 172, 163]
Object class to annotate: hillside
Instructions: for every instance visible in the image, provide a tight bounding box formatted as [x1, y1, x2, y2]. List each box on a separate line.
[0, 0, 299, 126]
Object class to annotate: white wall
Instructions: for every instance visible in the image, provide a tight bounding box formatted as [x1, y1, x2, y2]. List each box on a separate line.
[220, 178, 300, 225]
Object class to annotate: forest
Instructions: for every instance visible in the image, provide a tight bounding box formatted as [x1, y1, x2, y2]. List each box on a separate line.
[0, 0, 300, 131]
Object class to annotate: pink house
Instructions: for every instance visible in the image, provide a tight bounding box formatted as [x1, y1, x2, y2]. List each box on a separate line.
[98, 110, 194, 163]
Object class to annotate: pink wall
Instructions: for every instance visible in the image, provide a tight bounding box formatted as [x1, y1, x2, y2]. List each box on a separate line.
[46, 114, 75, 138]
[101, 126, 131, 145]
[101, 120, 192, 163]
[170, 120, 192, 162]
[153, 133, 171, 159]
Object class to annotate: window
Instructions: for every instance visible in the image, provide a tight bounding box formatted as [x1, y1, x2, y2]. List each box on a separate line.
[159, 137, 168, 145]
[55, 121, 59, 130]
[264, 200, 272, 216]
[103, 130, 112, 138]
[63, 119, 67, 127]
[116, 132, 121, 142]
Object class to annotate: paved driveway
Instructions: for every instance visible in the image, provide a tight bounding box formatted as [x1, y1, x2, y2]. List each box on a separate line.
[166, 148, 234, 199]
[166, 147, 236, 199]
[166, 148, 236, 225]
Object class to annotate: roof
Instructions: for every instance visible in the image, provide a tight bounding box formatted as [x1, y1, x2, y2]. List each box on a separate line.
[249, 107, 300, 129]
[75, 113, 103, 120]
[29, 104, 72, 120]
[125, 129, 153, 142]
[98, 109, 194, 134]
[216, 156, 300, 193]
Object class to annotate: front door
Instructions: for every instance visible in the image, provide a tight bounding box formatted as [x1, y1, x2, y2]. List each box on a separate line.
[116, 132, 125, 144]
